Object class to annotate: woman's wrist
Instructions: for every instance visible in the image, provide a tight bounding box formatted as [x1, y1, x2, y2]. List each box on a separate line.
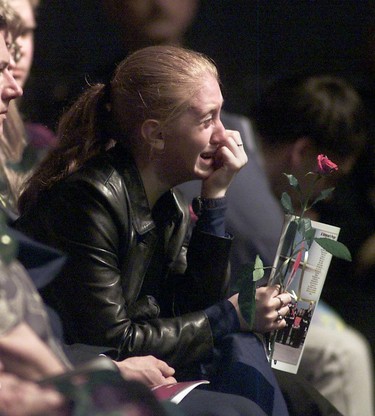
[192, 196, 227, 237]
[205, 300, 241, 343]
[191, 196, 227, 217]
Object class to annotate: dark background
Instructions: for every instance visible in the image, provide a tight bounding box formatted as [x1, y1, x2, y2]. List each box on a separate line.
[21, 0, 375, 130]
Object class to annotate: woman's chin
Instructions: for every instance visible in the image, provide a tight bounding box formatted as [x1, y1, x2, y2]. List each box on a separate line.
[193, 167, 213, 180]
[195, 158, 215, 176]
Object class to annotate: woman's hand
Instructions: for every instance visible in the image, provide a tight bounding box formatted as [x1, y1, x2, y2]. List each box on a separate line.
[201, 130, 248, 199]
[113, 355, 177, 387]
[252, 285, 291, 333]
[229, 285, 291, 333]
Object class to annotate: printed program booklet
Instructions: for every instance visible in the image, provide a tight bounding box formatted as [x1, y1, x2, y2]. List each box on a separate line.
[152, 380, 210, 404]
[267, 217, 340, 373]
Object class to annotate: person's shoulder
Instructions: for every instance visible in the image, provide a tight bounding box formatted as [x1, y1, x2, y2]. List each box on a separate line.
[52, 152, 131, 217]
[66, 153, 115, 185]
[65, 146, 136, 190]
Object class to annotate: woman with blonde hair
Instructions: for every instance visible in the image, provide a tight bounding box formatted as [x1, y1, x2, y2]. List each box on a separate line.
[0, 0, 55, 215]
[15, 45, 340, 415]
[0, 0, 25, 214]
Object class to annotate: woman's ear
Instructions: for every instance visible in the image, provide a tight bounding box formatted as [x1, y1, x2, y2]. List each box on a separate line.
[141, 119, 165, 151]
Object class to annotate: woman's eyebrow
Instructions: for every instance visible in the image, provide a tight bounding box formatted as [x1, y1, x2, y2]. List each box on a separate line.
[190, 100, 224, 117]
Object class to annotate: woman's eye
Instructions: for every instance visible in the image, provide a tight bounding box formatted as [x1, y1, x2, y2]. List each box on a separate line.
[202, 117, 213, 126]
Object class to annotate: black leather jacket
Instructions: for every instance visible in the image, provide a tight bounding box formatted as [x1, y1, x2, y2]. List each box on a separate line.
[16, 147, 232, 369]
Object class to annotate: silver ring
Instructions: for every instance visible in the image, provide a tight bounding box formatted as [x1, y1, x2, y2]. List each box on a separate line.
[276, 311, 283, 322]
[276, 296, 284, 309]
[237, 143, 243, 147]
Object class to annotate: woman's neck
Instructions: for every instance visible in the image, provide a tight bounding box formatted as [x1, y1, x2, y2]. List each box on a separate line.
[138, 163, 170, 210]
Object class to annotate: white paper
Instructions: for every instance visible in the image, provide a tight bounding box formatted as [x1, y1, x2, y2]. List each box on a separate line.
[268, 217, 340, 373]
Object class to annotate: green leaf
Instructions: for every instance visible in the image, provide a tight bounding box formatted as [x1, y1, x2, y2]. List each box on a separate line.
[283, 173, 299, 189]
[297, 218, 315, 248]
[297, 217, 311, 234]
[304, 229, 315, 248]
[253, 254, 264, 281]
[238, 277, 256, 329]
[311, 187, 335, 206]
[281, 192, 294, 214]
[314, 237, 352, 261]
[237, 263, 258, 329]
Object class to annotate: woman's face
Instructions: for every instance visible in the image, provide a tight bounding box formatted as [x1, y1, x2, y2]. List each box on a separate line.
[103, 0, 199, 47]
[160, 75, 226, 185]
[9, 0, 35, 87]
[0, 30, 23, 134]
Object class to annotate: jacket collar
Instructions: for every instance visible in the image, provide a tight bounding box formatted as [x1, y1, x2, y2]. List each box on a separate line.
[109, 146, 182, 236]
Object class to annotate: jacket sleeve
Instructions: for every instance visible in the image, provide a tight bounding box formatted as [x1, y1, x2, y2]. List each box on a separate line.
[16, 180, 222, 368]
[167, 190, 233, 314]
[169, 228, 233, 314]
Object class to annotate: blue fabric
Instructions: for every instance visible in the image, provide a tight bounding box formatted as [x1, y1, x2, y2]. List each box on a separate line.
[207, 333, 289, 416]
[9, 227, 66, 290]
[195, 198, 227, 237]
[205, 300, 240, 343]
[8, 227, 67, 342]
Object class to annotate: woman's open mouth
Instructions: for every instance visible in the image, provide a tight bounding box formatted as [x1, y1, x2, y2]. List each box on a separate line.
[200, 151, 215, 161]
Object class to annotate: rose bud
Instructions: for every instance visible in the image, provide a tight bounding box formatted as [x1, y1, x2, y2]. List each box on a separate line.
[316, 154, 338, 175]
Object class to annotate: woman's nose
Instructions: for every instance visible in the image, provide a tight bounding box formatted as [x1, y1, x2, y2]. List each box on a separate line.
[210, 119, 226, 144]
[4, 70, 23, 100]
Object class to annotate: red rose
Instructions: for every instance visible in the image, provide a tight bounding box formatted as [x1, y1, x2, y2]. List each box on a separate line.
[316, 154, 338, 175]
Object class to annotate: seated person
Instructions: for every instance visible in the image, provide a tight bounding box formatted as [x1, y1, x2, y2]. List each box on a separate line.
[0, 221, 271, 416]
[15, 45, 343, 416]
[0, 8, 264, 415]
[15, 44, 292, 415]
